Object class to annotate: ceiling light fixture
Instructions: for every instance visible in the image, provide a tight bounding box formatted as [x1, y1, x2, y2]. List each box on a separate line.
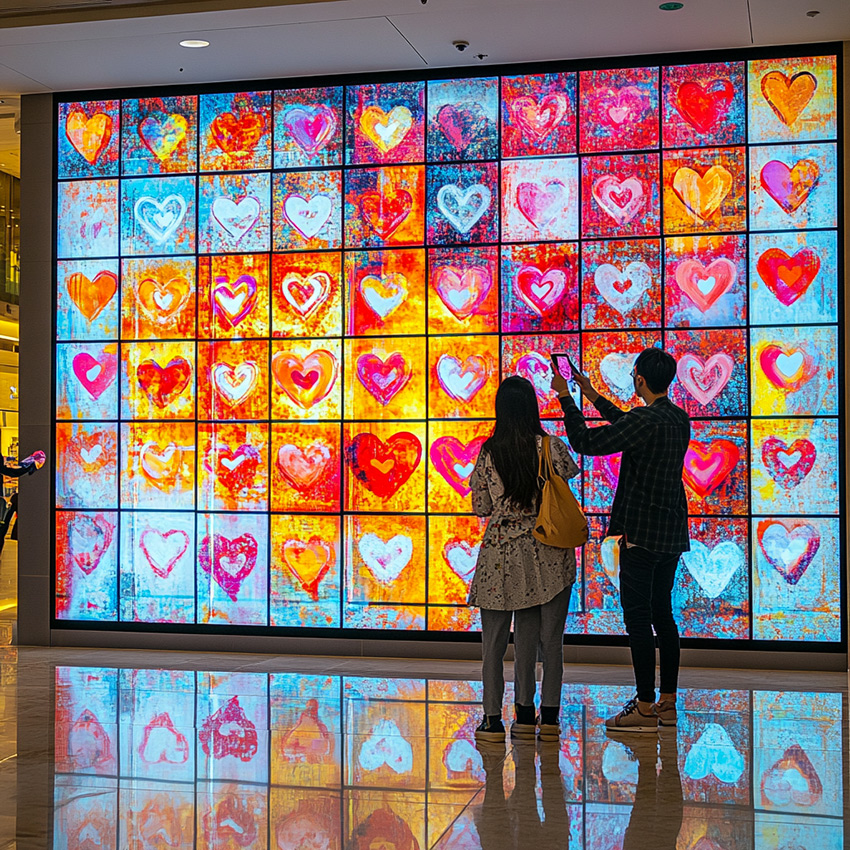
[806, 9, 820, 16]
[659, 2, 683, 8]
[179, 39, 210, 48]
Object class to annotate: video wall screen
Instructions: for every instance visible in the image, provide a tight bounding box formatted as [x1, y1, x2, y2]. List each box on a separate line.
[53, 49, 842, 643]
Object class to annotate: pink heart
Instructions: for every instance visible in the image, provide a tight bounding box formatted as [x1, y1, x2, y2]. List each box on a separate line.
[432, 265, 492, 320]
[282, 105, 337, 156]
[514, 265, 568, 317]
[676, 353, 735, 406]
[591, 175, 646, 225]
[430, 436, 486, 497]
[356, 352, 411, 406]
[139, 529, 190, 579]
[515, 180, 566, 229]
[199, 533, 258, 602]
[72, 351, 118, 401]
[674, 258, 736, 313]
[599, 86, 647, 126]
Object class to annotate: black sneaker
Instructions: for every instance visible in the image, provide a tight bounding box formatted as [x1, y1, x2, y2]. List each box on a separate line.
[475, 716, 506, 743]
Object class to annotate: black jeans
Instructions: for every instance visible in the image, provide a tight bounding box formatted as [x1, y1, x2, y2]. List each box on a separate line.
[619, 542, 681, 703]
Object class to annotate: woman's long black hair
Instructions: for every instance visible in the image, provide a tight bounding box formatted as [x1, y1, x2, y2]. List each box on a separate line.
[481, 375, 546, 511]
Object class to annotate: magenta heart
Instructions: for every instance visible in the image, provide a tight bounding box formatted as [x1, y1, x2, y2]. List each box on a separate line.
[430, 436, 486, 497]
[436, 104, 482, 152]
[283, 105, 337, 156]
[199, 533, 258, 601]
[212, 274, 257, 327]
[72, 351, 118, 400]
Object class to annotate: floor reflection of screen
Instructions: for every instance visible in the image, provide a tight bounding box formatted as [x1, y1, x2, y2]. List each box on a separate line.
[52, 666, 845, 849]
[53, 52, 842, 642]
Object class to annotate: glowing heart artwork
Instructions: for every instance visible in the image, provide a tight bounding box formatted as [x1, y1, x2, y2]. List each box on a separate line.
[598, 86, 646, 126]
[676, 352, 735, 406]
[279, 699, 333, 763]
[599, 352, 639, 401]
[211, 195, 261, 241]
[136, 275, 192, 325]
[66, 270, 118, 321]
[593, 261, 652, 315]
[283, 105, 337, 156]
[360, 187, 413, 240]
[199, 694, 258, 761]
[272, 349, 339, 410]
[72, 351, 118, 400]
[516, 180, 567, 229]
[675, 80, 735, 133]
[134, 194, 188, 244]
[69, 513, 114, 574]
[756, 247, 820, 306]
[760, 743, 823, 807]
[760, 159, 819, 215]
[515, 352, 553, 398]
[591, 175, 646, 225]
[671, 165, 733, 222]
[515, 265, 568, 317]
[430, 436, 486, 497]
[356, 351, 412, 406]
[210, 111, 265, 157]
[65, 109, 113, 163]
[212, 274, 257, 328]
[139, 712, 190, 764]
[345, 431, 422, 499]
[276, 442, 331, 492]
[443, 540, 480, 582]
[206, 794, 259, 846]
[601, 740, 637, 784]
[212, 361, 259, 406]
[759, 344, 818, 393]
[215, 444, 261, 494]
[674, 258, 737, 313]
[359, 105, 414, 153]
[139, 528, 190, 579]
[280, 271, 331, 318]
[683, 723, 745, 783]
[358, 718, 414, 773]
[283, 194, 333, 239]
[437, 104, 484, 152]
[682, 541, 744, 599]
[758, 520, 820, 585]
[761, 436, 816, 489]
[136, 356, 192, 408]
[70, 432, 110, 473]
[138, 113, 189, 161]
[432, 265, 492, 320]
[443, 736, 483, 776]
[358, 533, 413, 583]
[600, 536, 620, 590]
[761, 71, 818, 126]
[140, 441, 183, 489]
[282, 537, 333, 600]
[359, 272, 408, 319]
[509, 93, 568, 141]
[68, 708, 113, 768]
[437, 183, 492, 234]
[199, 533, 259, 601]
[436, 354, 489, 403]
[683, 440, 740, 498]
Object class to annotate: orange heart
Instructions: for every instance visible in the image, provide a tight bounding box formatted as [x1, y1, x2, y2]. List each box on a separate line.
[66, 270, 118, 321]
[359, 105, 414, 153]
[271, 349, 338, 410]
[65, 110, 113, 164]
[671, 165, 733, 222]
[140, 441, 182, 489]
[282, 537, 333, 600]
[761, 71, 817, 126]
[211, 111, 266, 157]
[136, 276, 192, 325]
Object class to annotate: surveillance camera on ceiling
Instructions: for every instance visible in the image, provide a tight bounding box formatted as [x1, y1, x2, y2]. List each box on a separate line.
[453, 40, 470, 52]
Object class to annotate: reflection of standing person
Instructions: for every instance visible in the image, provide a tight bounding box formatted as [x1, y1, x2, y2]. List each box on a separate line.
[469, 376, 579, 744]
[552, 349, 690, 732]
[0, 457, 37, 554]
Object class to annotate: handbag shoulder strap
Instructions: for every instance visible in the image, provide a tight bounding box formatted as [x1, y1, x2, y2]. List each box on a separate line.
[538, 435, 556, 484]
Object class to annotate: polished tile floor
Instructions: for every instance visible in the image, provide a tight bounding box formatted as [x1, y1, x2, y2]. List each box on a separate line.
[0, 647, 846, 849]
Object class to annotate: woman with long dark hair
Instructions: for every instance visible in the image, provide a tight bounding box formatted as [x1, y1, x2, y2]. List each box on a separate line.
[469, 376, 579, 744]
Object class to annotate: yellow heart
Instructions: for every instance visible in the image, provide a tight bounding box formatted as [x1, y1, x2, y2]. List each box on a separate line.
[672, 165, 733, 223]
[359, 106, 414, 153]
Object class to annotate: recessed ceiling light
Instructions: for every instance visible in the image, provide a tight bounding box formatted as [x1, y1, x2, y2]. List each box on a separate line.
[806, 9, 820, 16]
[179, 39, 210, 48]
[659, 2, 683, 8]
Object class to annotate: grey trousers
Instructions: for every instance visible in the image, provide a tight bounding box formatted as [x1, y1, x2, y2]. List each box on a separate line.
[479, 585, 573, 717]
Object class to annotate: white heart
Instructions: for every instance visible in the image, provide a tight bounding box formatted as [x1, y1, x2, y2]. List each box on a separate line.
[220, 455, 245, 471]
[682, 541, 743, 599]
[141, 724, 187, 765]
[683, 723, 744, 784]
[777, 450, 801, 468]
[444, 542, 480, 581]
[216, 289, 247, 318]
[281, 272, 328, 318]
[602, 740, 637, 784]
[600, 537, 620, 590]
[594, 261, 652, 315]
[444, 738, 482, 774]
[358, 719, 414, 774]
[283, 194, 333, 239]
[696, 276, 716, 296]
[211, 195, 261, 241]
[85, 364, 102, 383]
[358, 533, 413, 584]
[454, 462, 475, 479]
[80, 445, 103, 465]
[436, 183, 491, 234]
[760, 525, 808, 569]
[212, 363, 257, 405]
[220, 554, 247, 577]
[140, 530, 186, 573]
[775, 352, 804, 378]
[599, 353, 639, 401]
[359, 276, 406, 319]
[437, 355, 487, 403]
[152, 290, 174, 310]
[134, 194, 188, 244]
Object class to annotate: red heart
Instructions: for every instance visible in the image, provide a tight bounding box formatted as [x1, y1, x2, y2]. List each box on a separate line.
[432, 265, 493, 320]
[139, 712, 190, 764]
[756, 248, 820, 307]
[436, 104, 481, 152]
[199, 533, 258, 601]
[761, 436, 816, 489]
[345, 431, 422, 499]
[356, 352, 412, 406]
[360, 189, 413, 240]
[598, 86, 647, 127]
[509, 93, 569, 142]
[675, 80, 735, 133]
[211, 111, 265, 157]
[68, 513, 115, 574]
[759, 344, 818, 393]
[515, 265, 570, 317]
[214, 444, 261, 494]
[683, 439, 739, 498]
[429, 436, 486, 497]
[199, 695, 258, 761]
[72, 351, 117, 400]
[136, 357, 192, 408]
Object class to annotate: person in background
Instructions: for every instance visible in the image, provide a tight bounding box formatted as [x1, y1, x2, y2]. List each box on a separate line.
[469, 375, 580, 744]
[0, 456, 38, 554]
[552, 349, 690, 733]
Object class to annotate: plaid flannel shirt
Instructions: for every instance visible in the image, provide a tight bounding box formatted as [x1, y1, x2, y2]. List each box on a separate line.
[560, 393, 691, 554]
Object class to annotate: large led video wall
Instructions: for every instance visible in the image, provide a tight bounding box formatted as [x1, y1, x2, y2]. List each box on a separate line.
[53, 48, 842, 643]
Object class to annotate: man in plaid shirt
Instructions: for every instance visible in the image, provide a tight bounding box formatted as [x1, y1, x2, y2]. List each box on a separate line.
[552, 348, 690, 734]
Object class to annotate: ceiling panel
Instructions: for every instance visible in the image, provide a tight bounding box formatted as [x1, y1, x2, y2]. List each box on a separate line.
[749, 0, 850, 46]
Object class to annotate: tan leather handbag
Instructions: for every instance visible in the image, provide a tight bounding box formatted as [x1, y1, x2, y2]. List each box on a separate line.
[533, 436, 589, 549]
